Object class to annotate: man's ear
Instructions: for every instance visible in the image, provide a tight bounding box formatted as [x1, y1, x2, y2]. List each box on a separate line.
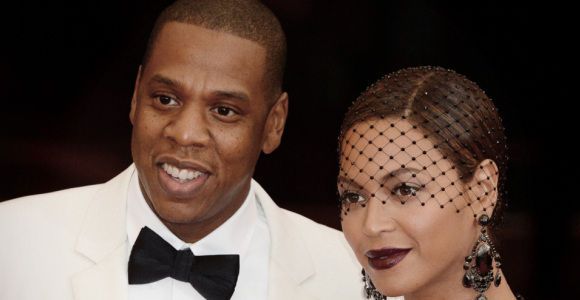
[262, 92, 289, 154]
[129, 66, 143, 125]
[467, 159, 500, 216]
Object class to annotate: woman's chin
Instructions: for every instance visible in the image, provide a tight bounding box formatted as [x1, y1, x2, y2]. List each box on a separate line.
[371, 277, 408, 298]
[377, 287, 405, 298]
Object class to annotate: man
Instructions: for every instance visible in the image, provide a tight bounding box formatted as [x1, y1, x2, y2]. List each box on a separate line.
[0, 1, 363, 299]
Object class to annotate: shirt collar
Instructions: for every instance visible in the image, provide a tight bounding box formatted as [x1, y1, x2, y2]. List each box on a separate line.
[126, 170, 258, 257]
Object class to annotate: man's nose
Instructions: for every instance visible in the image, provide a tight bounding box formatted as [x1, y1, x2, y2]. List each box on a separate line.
[163, 104, 210, 148]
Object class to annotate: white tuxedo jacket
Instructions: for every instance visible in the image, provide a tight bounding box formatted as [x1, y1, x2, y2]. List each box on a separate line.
[0, 165, 366, 300]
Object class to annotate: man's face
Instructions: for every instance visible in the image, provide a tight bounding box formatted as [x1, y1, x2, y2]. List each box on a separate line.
[130, 22, 287, 231]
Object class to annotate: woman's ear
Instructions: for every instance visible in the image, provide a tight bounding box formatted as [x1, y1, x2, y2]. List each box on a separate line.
[467, 159, 500, 217]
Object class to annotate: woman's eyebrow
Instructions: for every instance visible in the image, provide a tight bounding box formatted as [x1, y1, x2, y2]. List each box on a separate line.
[337, 176, 363, 190]
[381, 167, 424, 182]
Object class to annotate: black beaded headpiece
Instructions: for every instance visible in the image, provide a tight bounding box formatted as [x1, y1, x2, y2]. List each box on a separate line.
[338, 66, 508, 225]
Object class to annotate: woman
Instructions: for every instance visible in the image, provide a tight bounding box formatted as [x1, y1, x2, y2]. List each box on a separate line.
[338, 67, 521, 300]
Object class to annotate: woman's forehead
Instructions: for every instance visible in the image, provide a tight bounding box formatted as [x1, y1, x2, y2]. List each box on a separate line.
[340, 118, 456, 180]
[343, 118, 441, 159]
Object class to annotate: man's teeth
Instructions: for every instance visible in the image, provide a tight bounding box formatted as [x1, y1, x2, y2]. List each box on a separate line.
[162, 163, 204, 181]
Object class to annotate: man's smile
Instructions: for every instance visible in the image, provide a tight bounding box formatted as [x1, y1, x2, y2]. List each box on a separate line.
[156, 160, 211, 199]
[161, 162, 206, 182]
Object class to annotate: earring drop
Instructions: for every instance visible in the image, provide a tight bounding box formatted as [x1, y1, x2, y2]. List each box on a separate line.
[362, 269, 387, 300]
[462, 214, 502, 300]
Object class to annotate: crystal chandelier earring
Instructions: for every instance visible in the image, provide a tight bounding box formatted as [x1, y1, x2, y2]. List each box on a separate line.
[462, 214, 502, 300]
[362, 269, 387, 300]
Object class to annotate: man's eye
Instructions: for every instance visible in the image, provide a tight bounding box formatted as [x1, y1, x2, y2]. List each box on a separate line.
[393, 183, 420, 197]
[212, 106, 238, 117]
[340, 191, 366, 204]
[157, 95, 178, 106]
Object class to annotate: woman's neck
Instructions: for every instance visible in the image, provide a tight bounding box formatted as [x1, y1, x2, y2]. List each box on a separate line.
[403, 269, 517, 300]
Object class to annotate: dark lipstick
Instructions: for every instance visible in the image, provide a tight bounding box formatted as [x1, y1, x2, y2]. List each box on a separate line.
[366, 248, 411, 270]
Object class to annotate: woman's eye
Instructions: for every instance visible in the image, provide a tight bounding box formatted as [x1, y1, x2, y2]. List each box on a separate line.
[393, 183, 420, 197]
[157, 95, 178, 106]
[340, 191, 366, 204]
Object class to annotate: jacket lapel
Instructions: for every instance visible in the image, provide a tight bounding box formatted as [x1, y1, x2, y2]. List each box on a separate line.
[70, 172, 322, 300]
[252, 180, 319, 300]
[267, 262, 319, 300]
[72, 165, 136, 300]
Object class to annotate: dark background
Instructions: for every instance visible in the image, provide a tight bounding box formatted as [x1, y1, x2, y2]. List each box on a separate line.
[1, 1, 576, 299]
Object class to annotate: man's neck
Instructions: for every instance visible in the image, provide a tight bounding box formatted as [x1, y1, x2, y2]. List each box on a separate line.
[161, 195, 246, 243]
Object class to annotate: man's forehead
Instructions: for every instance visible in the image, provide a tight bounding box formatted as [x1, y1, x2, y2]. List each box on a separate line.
[156, 21, 267, 54]
[142, 22, 269, 99]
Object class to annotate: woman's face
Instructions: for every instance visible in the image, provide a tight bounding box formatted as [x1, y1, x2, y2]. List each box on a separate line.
[339, 118, 496, 297]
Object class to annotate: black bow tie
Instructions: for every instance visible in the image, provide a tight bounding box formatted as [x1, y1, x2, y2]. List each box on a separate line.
[128, 227, 240, 300]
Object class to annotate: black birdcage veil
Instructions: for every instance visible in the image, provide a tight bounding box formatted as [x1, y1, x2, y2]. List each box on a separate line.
[337, 67, 508, 224]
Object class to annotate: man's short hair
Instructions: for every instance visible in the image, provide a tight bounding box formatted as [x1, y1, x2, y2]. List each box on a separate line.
[142, 0, 287, 98]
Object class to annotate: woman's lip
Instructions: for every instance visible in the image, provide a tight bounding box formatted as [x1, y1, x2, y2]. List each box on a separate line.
[366, 248, 411, 270]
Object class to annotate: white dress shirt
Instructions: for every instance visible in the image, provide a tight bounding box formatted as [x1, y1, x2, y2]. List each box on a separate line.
[126, 172, 270, 300]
